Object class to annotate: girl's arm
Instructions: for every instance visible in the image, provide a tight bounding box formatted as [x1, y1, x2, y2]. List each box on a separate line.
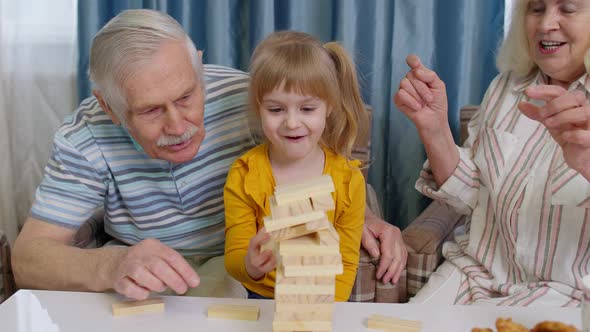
[333, 169, 366, 301]
[224, 166, 267, 284]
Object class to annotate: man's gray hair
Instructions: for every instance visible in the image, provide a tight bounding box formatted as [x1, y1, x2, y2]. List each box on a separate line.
[89, 9, 203, 123]
[496, 0, 536, 77]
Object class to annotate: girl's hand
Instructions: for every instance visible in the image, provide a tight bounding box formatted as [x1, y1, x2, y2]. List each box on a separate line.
[244, 227, 276, 280]
[519, 85, 590, 181]
[393, 55, 450, 137]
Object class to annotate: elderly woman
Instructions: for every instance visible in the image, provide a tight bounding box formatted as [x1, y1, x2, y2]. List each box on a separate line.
[394, 0, 590, 306]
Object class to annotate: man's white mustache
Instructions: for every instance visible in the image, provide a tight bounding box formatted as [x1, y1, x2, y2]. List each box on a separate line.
[156, 124, 200, 147]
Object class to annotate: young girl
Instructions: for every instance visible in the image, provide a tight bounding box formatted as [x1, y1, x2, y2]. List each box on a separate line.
[224, 31, 369, 301]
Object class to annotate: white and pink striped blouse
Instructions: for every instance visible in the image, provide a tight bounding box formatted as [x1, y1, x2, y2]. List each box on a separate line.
[416, 70, 590, 306]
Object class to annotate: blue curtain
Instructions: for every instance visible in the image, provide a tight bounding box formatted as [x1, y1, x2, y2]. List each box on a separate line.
[78, 0, 504, 228]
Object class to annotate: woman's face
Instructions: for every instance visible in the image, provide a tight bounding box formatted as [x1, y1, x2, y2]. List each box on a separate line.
[525, 0, 590, 87]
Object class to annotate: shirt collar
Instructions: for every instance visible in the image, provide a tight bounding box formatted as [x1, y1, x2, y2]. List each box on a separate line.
[120, 126, 145, 152]
[513, 69, 590, 93]
[574, 73, 590, 94]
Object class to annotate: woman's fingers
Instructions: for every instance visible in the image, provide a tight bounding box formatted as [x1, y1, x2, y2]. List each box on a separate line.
[544, 106, 589, 129]
[563, 129, 590, 147]
[394, 88, 423, 112]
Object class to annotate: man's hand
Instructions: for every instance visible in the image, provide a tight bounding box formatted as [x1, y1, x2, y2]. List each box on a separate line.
[244, 227, 276, 281]
[110, 238, 200, 300]
[519, 85, 590, 181]
[361, 209, 408, 284]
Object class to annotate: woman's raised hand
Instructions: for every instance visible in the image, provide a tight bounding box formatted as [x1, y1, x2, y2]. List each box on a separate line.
[393, 55, 449, 136]
[519, 85, 590, 181]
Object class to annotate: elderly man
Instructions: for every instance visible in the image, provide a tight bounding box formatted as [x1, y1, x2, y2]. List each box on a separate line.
[12, 9, 406, 300]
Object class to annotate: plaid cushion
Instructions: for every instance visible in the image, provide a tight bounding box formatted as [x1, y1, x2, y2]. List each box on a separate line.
[406, 252, 439, 297]
[349, 247, 377, 302]
[402, 200, 465, 297]
[349, 246, 408, 303]
[376, 269, 407, 303]
[348, 183, 410, 303]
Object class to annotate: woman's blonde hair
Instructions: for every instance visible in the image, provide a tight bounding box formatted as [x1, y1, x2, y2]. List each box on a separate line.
[496, 0, 537, 76]
[248, 31, 369, 161]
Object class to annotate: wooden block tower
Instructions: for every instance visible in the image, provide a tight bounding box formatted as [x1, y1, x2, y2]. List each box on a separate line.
[263, 175, 341, 332]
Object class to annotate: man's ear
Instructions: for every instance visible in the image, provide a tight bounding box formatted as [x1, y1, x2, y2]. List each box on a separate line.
[93, 90, 122, 125]
[197, 50, 203, 60]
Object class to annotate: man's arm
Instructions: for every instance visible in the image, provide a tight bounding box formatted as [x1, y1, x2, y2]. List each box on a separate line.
[12, 217, 200, 300]
[12, 217, 124, 292]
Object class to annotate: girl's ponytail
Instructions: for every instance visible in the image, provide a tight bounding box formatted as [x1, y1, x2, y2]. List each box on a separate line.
[323, 42, 369, 160]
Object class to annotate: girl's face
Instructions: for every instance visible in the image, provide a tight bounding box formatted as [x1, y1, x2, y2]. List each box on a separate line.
[260, 86, 330, 164]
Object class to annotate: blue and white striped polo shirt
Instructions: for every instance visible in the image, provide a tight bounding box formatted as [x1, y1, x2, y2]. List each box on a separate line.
[31, 65, 256, 256]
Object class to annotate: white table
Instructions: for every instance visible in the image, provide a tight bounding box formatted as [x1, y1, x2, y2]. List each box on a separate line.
[0, 289, 582, 332]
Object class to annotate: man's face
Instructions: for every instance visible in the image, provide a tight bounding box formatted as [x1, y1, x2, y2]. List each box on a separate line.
[111, 41, 205, 163]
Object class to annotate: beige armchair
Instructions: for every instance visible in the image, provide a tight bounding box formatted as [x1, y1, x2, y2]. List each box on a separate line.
[349, 105, 478, 302]
[0, 232, 15, 303]
[399, 105, 478, 298]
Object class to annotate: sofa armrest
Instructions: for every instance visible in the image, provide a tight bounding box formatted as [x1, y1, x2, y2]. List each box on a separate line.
[349, 184, 408, 303]
[0, 210, 107, 303]
[402, 200, 465, 297]
[71, 209, 110, 249]
[0, 231, 16, 303]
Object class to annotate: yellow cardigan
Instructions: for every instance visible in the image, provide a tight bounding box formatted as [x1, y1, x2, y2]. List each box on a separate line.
[223, 144, 365, 301]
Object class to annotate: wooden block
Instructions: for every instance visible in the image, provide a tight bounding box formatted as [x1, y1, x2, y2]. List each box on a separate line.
[274, 302, 334, 315]
[274, 310, 333, 321]
[281, 254, 342, 267]
[207, 304, 260, 321]
[274, 294, 334, 304]
[112, 298, 164, 317]
[317, 225, 340, 244]
[263, 211, 326, 232]
[279, 230, 339, 256]
[367, 314, 422, 332]
[260, 239, 277, 253]
[275, 188, 333, 206]
[274, 175, 333, 194]
[269, 196, 291, 218]
[274, 176, 335, 206]
[305, 217, 330, 231]
[268, 217, 329, 242]
[283, 264, 343, 277]
[281, 254, 343, 277]
[275, 266, 335, 285]
[310, 193, 335, 211]
[289, 198, 315, 215]
[275, 284, 335, 295]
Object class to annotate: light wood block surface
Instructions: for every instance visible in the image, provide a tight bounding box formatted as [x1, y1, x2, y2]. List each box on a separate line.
[263, 211, 326, 232]
[111, 298, 165, 317]
[207, 304, 260, 321]
[367, 314, 422, 332]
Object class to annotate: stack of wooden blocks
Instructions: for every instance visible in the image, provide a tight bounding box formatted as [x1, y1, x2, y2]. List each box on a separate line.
[263, 175, 342, 332]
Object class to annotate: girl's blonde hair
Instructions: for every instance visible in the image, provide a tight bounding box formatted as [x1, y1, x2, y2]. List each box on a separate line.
[496, 0, 536, 76]
[248, 31, 369, 160]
